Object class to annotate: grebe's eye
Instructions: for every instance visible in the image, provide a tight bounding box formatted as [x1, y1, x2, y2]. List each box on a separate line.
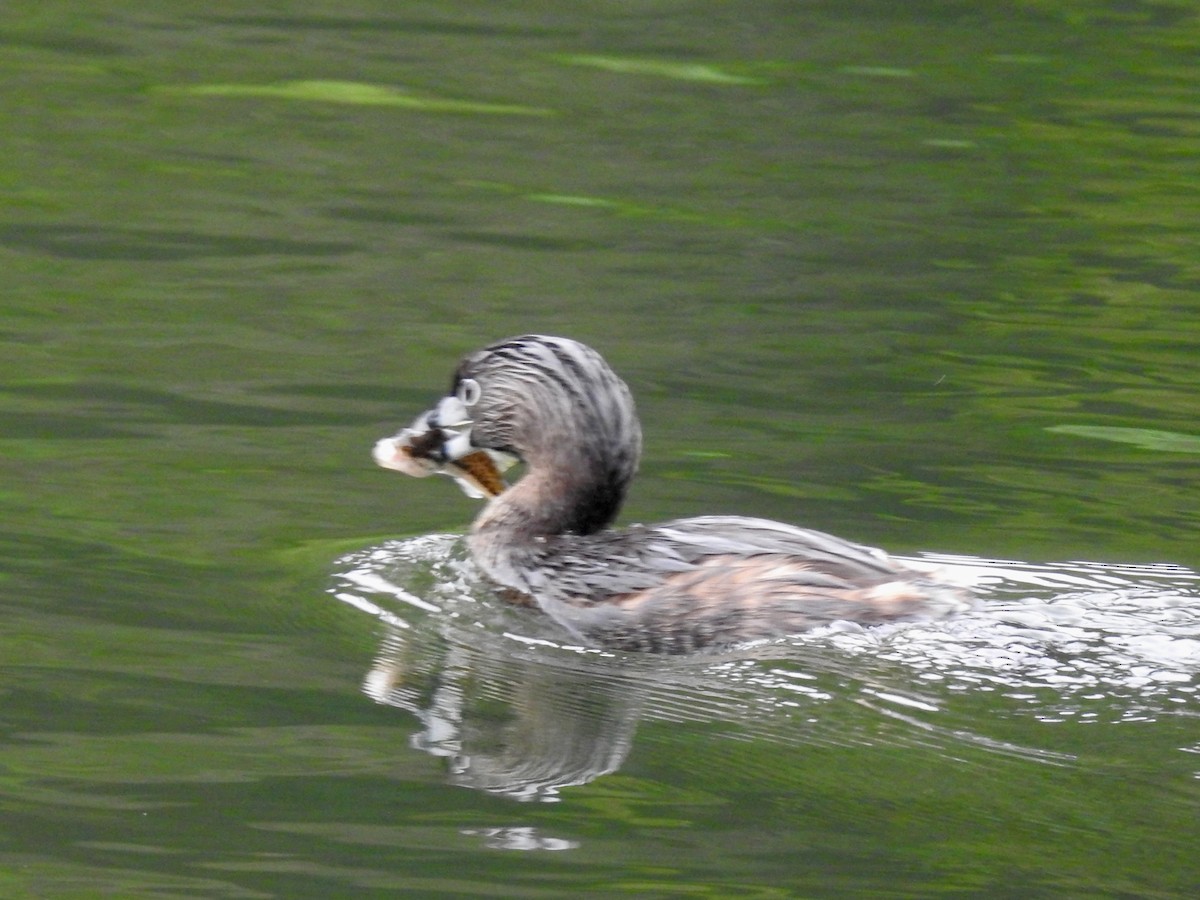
[456, 378, 481, 407]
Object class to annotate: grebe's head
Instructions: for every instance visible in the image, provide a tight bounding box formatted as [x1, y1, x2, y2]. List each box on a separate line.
[375, 335, 642, 533]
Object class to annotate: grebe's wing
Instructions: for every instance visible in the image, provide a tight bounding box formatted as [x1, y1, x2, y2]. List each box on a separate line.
[535, 516, 926, 602]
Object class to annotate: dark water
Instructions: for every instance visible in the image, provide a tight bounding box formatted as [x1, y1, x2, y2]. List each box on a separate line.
[3, 2, 1198, 896]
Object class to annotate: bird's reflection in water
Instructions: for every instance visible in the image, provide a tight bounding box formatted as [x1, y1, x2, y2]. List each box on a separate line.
[332, 536, 1200, 800]
[334, 534, 645, 801]
[360, 620, 639, 801]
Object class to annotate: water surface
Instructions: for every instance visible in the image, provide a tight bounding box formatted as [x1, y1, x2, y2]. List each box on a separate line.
[2, 1, 1198, 896]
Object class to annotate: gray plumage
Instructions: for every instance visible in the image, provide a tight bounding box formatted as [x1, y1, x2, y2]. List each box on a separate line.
[383, 335, 973, 653]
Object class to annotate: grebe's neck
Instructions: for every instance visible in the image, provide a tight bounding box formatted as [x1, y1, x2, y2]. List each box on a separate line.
[466, 454, 631, 591]
[476, 448, 630, 536]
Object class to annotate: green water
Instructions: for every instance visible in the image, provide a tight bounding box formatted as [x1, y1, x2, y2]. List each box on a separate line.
[2, 1, 1198, 896]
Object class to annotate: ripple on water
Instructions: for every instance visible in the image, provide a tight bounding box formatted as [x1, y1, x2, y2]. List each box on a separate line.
[329, 538, 1199, 797]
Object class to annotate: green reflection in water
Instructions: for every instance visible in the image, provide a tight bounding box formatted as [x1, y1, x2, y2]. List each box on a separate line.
[159, 79, 554, 116]
[553, 54, 768, 85]
[1049, 425, 1200, 454]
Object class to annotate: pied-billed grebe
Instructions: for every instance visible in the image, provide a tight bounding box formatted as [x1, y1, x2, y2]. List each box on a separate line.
[374, 335, 972, 653]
